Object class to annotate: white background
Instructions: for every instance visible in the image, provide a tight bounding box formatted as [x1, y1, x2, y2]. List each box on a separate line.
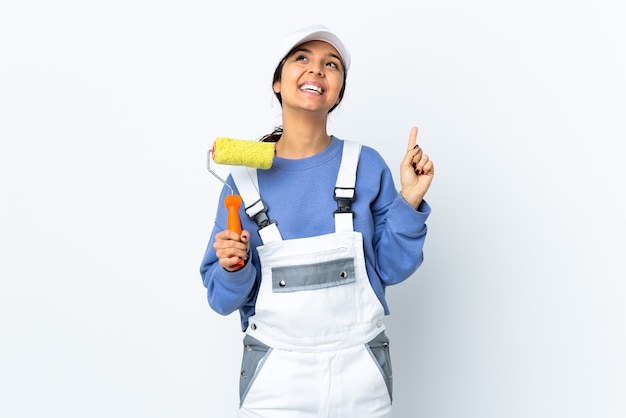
[1, 1, 625, 417]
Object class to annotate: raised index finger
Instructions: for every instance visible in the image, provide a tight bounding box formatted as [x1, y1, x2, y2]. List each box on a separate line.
[407, 126, 419, 150]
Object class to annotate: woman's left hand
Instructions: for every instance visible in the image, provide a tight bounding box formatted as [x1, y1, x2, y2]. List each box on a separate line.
[400, 126, 434, 209]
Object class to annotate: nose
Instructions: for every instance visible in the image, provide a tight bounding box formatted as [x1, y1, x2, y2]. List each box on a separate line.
[308, 63, 323, 76]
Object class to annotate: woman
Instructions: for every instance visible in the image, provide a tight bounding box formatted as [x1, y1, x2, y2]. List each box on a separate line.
[200, 24, 434, 417]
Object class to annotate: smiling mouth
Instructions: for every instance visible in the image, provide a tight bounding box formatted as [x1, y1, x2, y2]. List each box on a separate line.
[300, 84, 323, 94]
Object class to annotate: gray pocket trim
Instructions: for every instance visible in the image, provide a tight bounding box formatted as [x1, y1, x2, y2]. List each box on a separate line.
[365, 331, 393, 403]
[271, 257, 356, 293]
[239, 334, 273, 407]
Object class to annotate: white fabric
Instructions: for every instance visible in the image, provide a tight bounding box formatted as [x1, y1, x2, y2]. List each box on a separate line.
[229, 166, 262, 218]
[239, 231, 390, 417]
[248, 231, 385, 351]
[334, 212, 353, 233]
[257, 223, 282, 243]
[335, 140, 360, 192]
[230, 165, 283, 243]
[334, 140, 361, 233]
[278, 24, 351, 72]
[234, 141, 391, 417]
[239, 339, 391, 417]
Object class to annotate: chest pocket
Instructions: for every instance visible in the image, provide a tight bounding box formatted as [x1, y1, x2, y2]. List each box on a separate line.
[271, 257, 356, 293]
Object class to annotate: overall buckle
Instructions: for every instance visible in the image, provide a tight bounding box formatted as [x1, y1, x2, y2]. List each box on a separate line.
[333, 187, 355, 216]
[246, 199, 277, 230]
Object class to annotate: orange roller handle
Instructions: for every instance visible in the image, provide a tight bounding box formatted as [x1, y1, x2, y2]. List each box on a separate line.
[224, 194, 244, 268]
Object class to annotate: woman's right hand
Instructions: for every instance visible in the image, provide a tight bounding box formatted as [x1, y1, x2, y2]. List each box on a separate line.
[213, 229, 250, 271]
[399, 126, 434, 209]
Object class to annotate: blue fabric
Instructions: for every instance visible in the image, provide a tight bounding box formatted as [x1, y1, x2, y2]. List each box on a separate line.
[200, 136, 431, 331]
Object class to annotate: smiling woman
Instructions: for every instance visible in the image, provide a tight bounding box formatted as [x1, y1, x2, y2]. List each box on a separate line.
[273, 40, 346, 119]
[199, 24, 435, 418]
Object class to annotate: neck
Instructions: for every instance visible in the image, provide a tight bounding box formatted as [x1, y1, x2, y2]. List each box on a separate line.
[276, 111, 331, 159]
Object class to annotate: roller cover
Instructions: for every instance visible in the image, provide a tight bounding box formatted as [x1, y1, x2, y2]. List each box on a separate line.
[212, 137, 275, 169]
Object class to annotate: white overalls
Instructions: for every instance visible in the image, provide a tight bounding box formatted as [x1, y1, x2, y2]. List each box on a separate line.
[231, 141, 393, 418]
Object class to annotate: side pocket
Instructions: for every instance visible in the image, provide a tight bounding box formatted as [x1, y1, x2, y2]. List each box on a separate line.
[239, 334, 272, 407]
[365, 331, 393, 403]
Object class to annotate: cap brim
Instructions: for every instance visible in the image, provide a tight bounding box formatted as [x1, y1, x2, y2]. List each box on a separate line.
[278, 25, 351, 72]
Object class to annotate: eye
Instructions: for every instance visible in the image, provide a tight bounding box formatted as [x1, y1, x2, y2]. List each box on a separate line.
[294, 54, 308, 62]
[326, 61, 339, 69]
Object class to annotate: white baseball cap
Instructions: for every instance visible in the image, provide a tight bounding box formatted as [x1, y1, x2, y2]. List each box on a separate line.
[277, 24, 351, 72]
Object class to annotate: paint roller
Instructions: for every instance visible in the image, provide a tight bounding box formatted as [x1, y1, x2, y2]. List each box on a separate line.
[212, 137, 275, 169]
[206, 138, 276, 268]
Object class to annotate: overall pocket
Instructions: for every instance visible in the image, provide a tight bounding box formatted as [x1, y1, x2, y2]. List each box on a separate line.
[271, 257, 356, 293]
[365, 331, 393, 403]
[239, 334, 272, 406]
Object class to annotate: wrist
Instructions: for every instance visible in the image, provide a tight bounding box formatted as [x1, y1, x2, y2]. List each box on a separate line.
[400, 190, 424, 210]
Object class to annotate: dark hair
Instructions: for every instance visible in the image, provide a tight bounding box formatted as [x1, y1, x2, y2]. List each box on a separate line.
[260, 46, 348, 143]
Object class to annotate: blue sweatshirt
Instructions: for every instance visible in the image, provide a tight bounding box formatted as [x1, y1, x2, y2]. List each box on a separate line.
[200, 136, 431, 331]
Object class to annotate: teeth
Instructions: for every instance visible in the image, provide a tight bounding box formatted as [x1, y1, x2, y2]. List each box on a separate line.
[301, 84, 322, 94]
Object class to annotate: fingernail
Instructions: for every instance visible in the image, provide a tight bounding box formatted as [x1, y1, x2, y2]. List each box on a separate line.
[413, 144, 419, 149]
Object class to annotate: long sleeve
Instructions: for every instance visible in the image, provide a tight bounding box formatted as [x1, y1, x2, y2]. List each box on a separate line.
[199, 137, 430, 328]
[354, 146, 431, 313]
[373, 194, 430, 286]
[199, 183, 259, 323]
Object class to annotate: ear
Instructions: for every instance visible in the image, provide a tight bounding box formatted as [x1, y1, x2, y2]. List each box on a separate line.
[272, 80, 280, 94]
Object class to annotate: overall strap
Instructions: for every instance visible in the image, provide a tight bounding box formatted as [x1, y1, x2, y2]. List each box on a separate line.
[334, 140, 362, 232]
[230, 166, 283, 244]
[231, 140, 361, 241]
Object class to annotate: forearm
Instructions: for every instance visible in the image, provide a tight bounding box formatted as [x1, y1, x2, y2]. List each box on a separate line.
[203, 261, 257, 315]
[200, 226, 257, 315]
[374, 196, 431, 285]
